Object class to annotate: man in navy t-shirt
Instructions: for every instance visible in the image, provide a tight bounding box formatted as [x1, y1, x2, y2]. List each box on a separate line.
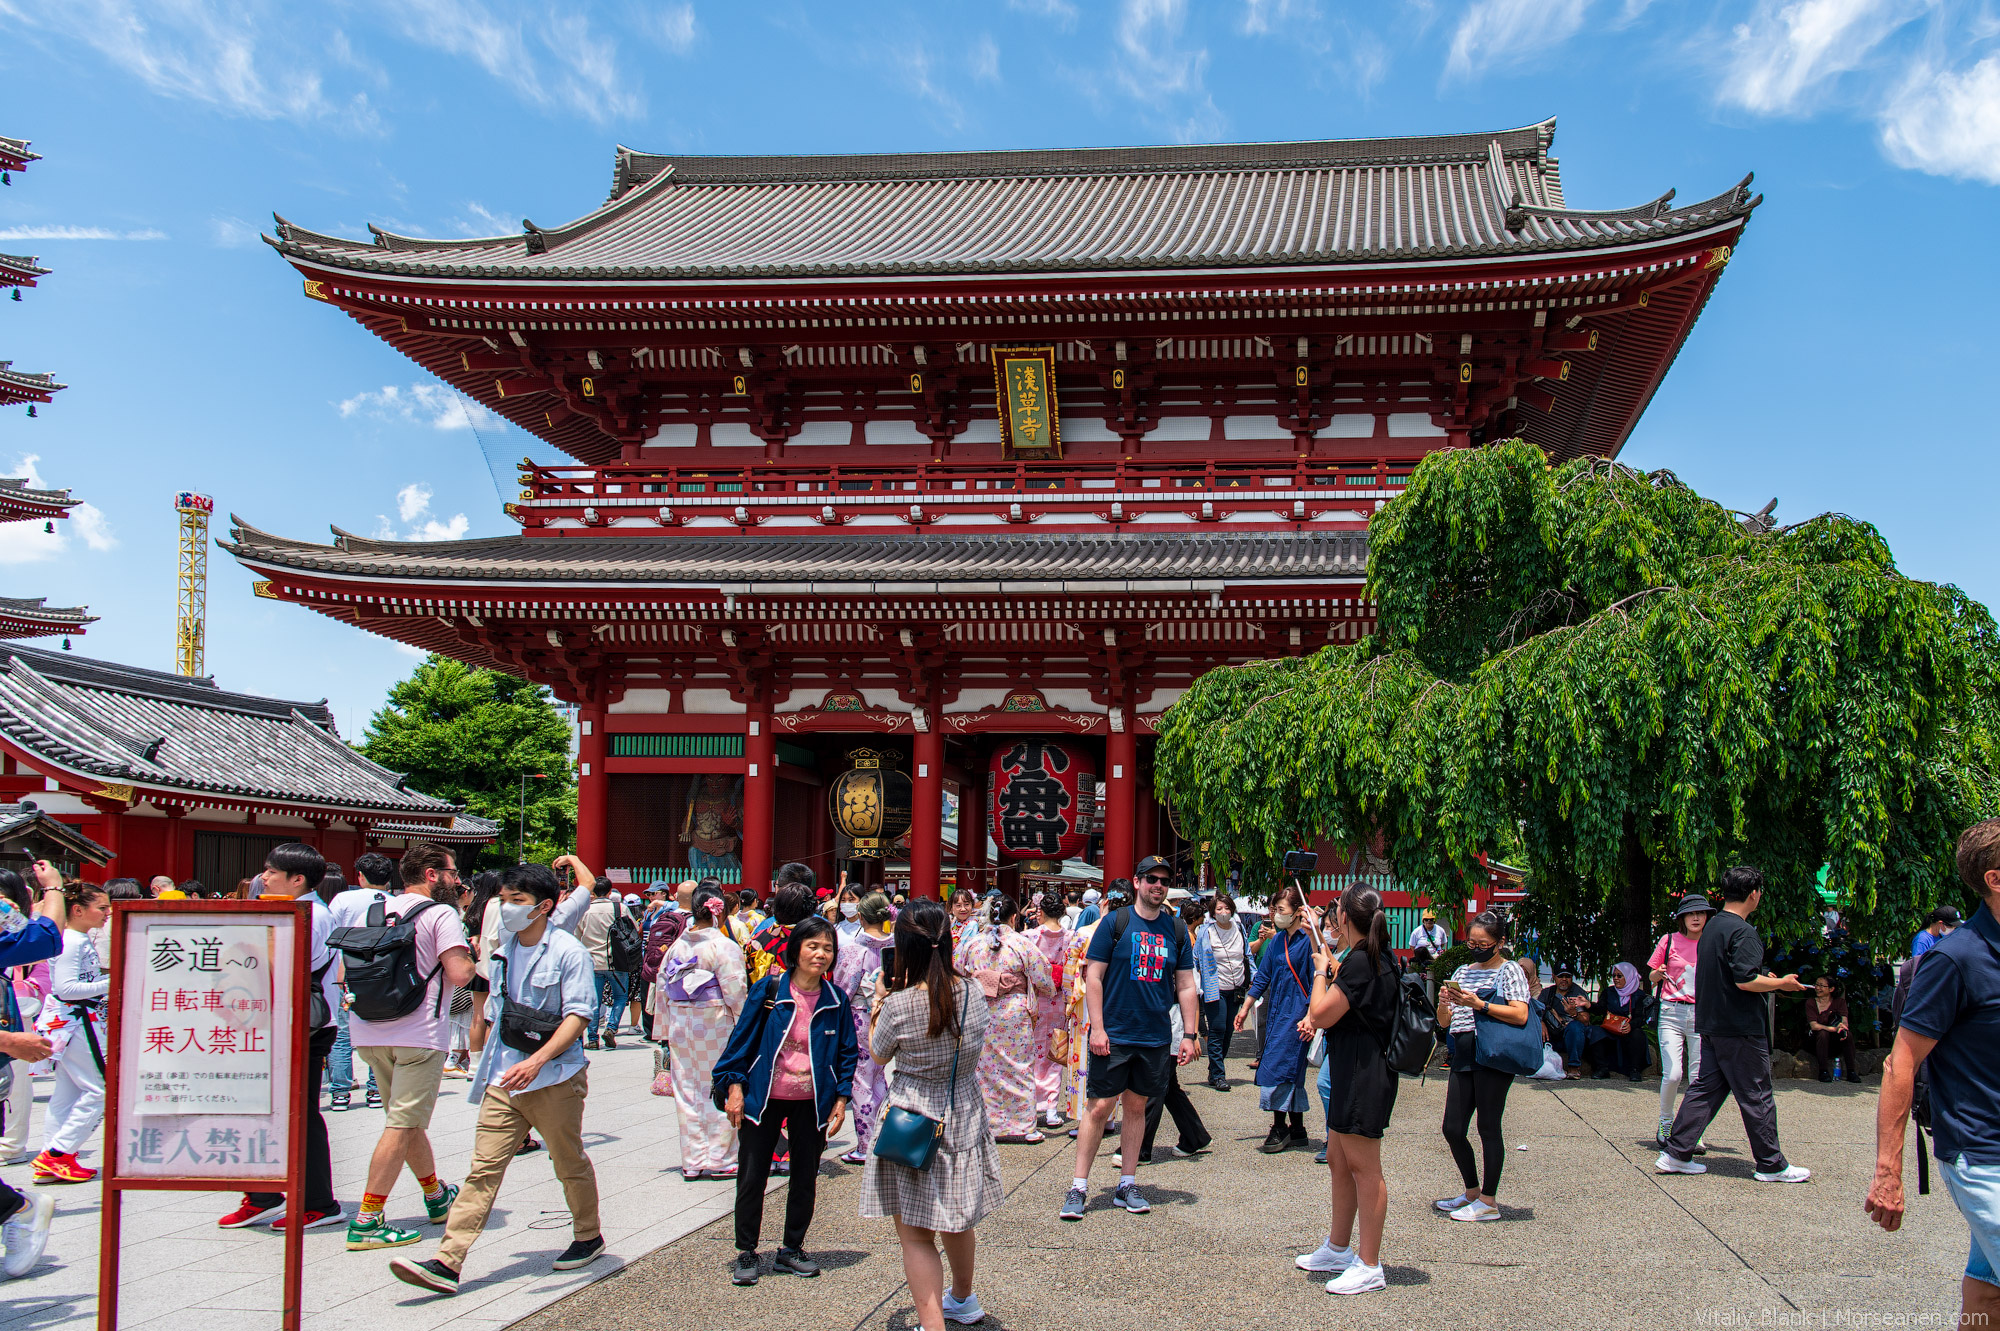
[1059, 858, 1198, 1223]
[1868, 820, 2000, 1329]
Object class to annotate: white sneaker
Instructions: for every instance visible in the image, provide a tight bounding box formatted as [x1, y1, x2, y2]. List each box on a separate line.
[1433, 1192, 1473, 1213]
[1754, 1165, 1811, 1183]
[1295, 1239, 1355, 1273]
[1655, 1151, 1707, 1175]
[1448, 1200, 1501, 1222]
[1, 1193, 53, 1278]
[942, 1290, 986, 1324]
[1326, 1261, 1386, 1295]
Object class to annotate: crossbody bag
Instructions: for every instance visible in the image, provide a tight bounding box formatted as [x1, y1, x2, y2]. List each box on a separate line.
[873, 981, 965, 1172]
[493, 946, 564, 1056]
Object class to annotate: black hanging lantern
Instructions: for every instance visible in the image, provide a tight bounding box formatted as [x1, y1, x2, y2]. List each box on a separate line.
[25, 405, 35, 418]
[828, 747, 912, 859]
[60, 638, 70, 651]
[41, 521, 51, 534]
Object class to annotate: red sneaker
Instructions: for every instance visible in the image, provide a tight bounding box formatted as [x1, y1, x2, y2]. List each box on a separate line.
[218, 1197, 288, 1229]
[271, 1207, 347, 1231]
[32, 1152, 96, 1185]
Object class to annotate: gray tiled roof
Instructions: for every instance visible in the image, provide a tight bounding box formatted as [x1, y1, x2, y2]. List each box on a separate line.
[268, 119, 1758, 282]
[0, 802, 111, 865]
[0, 598, 96, 635]
[225, 520, 1370, 593]
[0, 644, 460, 817]
[371, 813, 502, 844]
[0, 479, 78, 516]
[0, 364, 63, 396]
[0, 253, 49, 279]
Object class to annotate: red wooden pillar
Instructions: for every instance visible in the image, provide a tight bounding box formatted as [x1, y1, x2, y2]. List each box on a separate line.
[741, 710, 775, 894]
[1103, 729, 1138, 886]
[576, 704, 608, 871]
[85, 800, 120, 883]
[910, 728, 944, 898]
[1135, 758, 1159, 869]
[163, 805, 187, 882]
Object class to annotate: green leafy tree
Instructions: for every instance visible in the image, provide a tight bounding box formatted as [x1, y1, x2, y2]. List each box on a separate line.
[1155, 439, 2000, 971]
[358, 655, 577, 868]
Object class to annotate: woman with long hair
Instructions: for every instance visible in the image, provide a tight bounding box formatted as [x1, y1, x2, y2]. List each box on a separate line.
[1295, 886, 1401, 1295]
[35, 879, 110, 1183]
[1648, 895, 1711, 1146]
[829, 892, 895, 1164]
[1237, 882, 1315, 1153]
[955, 893, 1054, 1143]
[1027, 890, 1073, 1130]
[861, 898, 1003, 1331]
[0, 870, 47, 1164]
[659, 884, 748, 1180]
[1433, 908, 1532, 1222]
[1195, 892, 1251, 1091]
[714, 915, 855, 1286]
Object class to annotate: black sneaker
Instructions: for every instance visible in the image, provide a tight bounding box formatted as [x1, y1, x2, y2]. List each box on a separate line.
[604, 1032, 617, 1051]
[366, 1087, 382, 1109]
[732, 1251, 761, 1286]
[772, 1247, 820, 1277]
[552, 1235, 604, 1270]
[388, 1256, 460, 1295]
[1208, 1078, 1232, 1093]
[329, 1091, 350, 1112]
[584, 1037, 601, 1051]
[1258, 1126, 1289, 1154]
[1289, 1126, 1310, 1146]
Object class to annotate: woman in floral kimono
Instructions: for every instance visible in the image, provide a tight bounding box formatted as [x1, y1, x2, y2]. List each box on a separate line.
[1061, 890, 1112, 1121]
[954, 893, 1053, 1142]
[1027, 890, 1074, 1130]
[658, 886, 748, 1179]
[830, 892, 894, 1164]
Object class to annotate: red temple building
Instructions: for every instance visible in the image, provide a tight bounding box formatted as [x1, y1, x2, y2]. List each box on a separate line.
[229, 120, 1757, 909]
[0, 135, 62, 415]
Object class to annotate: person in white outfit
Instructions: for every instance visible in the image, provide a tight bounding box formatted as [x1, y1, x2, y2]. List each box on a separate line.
[35, 882, 110, 1183]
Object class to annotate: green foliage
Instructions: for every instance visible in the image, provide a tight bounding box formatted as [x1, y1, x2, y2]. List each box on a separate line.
[1156, 439, 2000, 971]
[358, 655, 577, 868]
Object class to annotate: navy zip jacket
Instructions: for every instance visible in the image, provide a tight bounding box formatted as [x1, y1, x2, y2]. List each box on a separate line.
[712, 971, 858, 1129]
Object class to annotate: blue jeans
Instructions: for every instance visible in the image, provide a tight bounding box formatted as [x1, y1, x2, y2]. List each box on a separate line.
[592, 971, 630, 1040]
[1939, 1154, 2000, 1289]
[1201, 988, 1246, 1081]
[326, 1003, 376, 1094]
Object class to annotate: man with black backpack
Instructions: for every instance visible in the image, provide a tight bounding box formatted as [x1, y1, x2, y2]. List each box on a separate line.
[1868, 818, 2000, 1328]
[330, 841, 476, 1254]
[577, 878, 639, 1050]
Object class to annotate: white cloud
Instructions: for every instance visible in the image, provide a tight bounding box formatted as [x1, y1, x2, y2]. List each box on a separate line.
[1445, 0, 1591, 79]
[0, 225, 166, 241]
[70, 504, 117, 552]
[1006, 0, 1078, 24]
[208, 215, 259, 248]
[396, 482, 432, 523]
[1242, 0, 1316, 36]
[372, 480, 468, 544]
[383, 0, 644, 124]
[648, 3, 697, 54]
[1880, 51, 2000, 181]
[891, 45, 964, 126]
[970, 33, 1001, 83]
[1113, 0, 1222, 140]
[0, 455, 116, 564]
[338, 383, 504, 432]
[456, 202, 516, 237]
[1718, 0, 1933, 115]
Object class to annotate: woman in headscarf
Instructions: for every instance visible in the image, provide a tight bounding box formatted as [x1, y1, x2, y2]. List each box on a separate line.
[1237, 882, 1316, 1154]
[1591, 961, 1652, 1082]
[1026, 890, 1073, 1130]
[830, 891, 895, 1163]
[659, 884, 749, 1178]
[954, 893, 1053, 1142]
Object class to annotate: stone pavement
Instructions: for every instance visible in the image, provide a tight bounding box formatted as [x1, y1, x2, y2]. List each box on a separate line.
[520, 1057, 1973, 1331]
[0, 1026, 812, 1331]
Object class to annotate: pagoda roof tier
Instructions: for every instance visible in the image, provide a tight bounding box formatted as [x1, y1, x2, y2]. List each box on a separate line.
[0, 253, 49, 289]
[0, 137, 37, 177]
[224, 520, 1369, 595]
[0, 364, 64, 408]
[271, 119, 1757, 281]
[0, 598, 95, 640]
[372, 812, 502, 845]
[0, 643, 464, 820]
[0, 478, 78, 523]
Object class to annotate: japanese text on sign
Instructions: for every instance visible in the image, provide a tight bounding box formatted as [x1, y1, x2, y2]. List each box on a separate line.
[996, 740, 1073, 857]
[134, 924, 273, 1116]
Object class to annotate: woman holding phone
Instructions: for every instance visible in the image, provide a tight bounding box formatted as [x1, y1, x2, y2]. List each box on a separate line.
[1236, 883, 1315, 1154]
[1432, 909, 1531, 1222]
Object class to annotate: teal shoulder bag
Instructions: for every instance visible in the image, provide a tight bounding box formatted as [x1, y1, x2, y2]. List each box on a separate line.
[872, 982, 965, 1172]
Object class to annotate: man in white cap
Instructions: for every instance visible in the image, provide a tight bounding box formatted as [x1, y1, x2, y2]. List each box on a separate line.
[1077, 887, 1103, 930]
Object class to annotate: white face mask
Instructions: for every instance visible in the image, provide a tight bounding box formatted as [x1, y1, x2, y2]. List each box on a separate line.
[500, 900, 542, 934]
[841, 902, 859, 919]
[1272, 912, 1296, 930]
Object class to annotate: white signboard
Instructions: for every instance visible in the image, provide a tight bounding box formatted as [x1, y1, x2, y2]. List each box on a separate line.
[134, 923, 275, 1115]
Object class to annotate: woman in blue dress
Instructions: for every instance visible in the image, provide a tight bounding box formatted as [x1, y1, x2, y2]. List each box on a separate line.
[1236, 883, 1315, 1154]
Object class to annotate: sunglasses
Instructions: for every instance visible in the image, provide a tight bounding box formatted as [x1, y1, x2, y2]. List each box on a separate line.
[1141, 874, 1172, 884]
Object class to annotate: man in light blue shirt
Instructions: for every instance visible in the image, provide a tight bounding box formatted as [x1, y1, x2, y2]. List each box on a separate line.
[390, 862, 603, 1296]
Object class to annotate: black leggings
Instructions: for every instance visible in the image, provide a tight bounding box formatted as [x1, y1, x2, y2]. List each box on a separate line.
[734, 1098, 826, 1253]
[1441, 1064, 1513, 1197]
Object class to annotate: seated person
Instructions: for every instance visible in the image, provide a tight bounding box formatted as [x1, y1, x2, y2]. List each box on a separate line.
[1590, 963, 1652, 1082]
[1542, 970, 1599, 1077]
[1804, 976, 1862, 1083]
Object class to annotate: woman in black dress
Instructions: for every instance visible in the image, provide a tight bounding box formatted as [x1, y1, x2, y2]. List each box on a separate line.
[1291, 885, 1401, 1298]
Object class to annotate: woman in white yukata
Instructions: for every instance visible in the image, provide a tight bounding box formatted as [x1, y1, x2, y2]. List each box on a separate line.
[658, 885, 747, 1179]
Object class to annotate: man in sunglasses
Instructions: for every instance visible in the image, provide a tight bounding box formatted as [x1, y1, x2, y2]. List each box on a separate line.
[1061, 857, 1200, 1221]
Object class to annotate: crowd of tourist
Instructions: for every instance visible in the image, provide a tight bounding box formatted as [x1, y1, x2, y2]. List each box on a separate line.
[0, 815, 1993, 1331]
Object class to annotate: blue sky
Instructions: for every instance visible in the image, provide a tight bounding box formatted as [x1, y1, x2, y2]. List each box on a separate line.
[1, 0, 1996, 734]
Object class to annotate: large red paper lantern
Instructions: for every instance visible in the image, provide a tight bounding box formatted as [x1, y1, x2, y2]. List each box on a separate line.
[988, 739, 1097, 869]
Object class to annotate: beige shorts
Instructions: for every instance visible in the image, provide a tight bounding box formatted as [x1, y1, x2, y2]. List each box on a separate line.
[356, 1046, 448, 1129]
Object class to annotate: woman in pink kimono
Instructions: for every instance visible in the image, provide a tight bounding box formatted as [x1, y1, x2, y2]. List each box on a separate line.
[1028, 890, 1074, 1129]
[658, 887, 748, 1179]
[830, 892, 894, 1164]
[954, 893, 1053, 1142]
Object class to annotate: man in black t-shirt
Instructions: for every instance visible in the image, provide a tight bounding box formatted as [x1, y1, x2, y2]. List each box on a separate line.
[1658, 866, 1810, 1181]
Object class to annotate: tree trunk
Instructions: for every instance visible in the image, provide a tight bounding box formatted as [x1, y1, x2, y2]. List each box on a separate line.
[1619, 821, 1655, 968]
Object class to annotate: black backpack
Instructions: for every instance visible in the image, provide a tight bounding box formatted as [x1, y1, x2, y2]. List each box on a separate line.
[1357, 955, 1439, 1077]
[329, 898, 447, 1022]
[608, 902, 642, 974]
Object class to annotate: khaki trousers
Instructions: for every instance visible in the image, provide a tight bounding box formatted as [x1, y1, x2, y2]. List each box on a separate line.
[437, 1070, 599, 1271]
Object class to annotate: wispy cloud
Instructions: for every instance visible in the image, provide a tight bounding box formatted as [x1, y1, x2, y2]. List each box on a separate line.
[1241, 0, 1316, 35]
[1112, 0, 1222, 140]
[0, 225, 167, 241]
[339, 384, 504, 432]
[1445, 0, 1592, 78]
[1717, 0, 1933, 115]
[383, 0, 644, 123]
[209, 215, 259, 248]
[889, 44, 965, 127]
[1006, 0, 1078, 26]
[456, 201, 517, 237]
[0, 454, 116, 565]
[372, 480, 468, 543]
[970, 33, 1002, 83]
[646, 2, 697, 55]
[1880, 51, 2000, 182]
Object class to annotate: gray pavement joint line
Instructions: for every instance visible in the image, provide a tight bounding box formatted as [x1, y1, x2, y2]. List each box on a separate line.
[843, 1134, 1075, 1331]
[1543, 1086, 1801, 1312]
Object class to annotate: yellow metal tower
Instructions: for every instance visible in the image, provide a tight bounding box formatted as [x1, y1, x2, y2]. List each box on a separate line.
[174, 492, 213, 677]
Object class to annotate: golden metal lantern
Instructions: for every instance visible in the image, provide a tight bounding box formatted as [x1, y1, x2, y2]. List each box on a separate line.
[829, 746, 912, 859]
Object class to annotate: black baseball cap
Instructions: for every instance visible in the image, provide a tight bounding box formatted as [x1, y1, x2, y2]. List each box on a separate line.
[1134, 855, 1173, 880]
[1928, 905, 1963, 925]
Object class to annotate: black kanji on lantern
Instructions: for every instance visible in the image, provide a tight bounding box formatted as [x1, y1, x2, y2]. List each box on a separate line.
[997, 741, 1072, 856]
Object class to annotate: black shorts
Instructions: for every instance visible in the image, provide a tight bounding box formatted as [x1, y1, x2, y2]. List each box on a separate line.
[1087, 1043, 1174, 1101]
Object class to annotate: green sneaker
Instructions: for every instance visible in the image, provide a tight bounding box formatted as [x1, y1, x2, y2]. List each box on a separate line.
[424, 1183, 459, 1225]
[346, 1213, 423, 1251]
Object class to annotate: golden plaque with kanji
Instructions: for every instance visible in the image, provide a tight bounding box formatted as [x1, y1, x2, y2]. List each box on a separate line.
[991, 345, 1061, 459]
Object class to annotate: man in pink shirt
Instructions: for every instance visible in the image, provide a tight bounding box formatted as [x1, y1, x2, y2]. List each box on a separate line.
[337, 842, 477, 1252]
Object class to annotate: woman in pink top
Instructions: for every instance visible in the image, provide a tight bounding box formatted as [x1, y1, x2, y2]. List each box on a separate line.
[954, 893, 1054, 1142]
[1648, 894, 1712, 1148]
[1027, 890, 1074, 1130]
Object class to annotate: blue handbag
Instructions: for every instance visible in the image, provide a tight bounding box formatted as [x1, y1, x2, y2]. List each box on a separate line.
[1472, 983, 1545, 1076]
[872, 983, 965, 1172]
